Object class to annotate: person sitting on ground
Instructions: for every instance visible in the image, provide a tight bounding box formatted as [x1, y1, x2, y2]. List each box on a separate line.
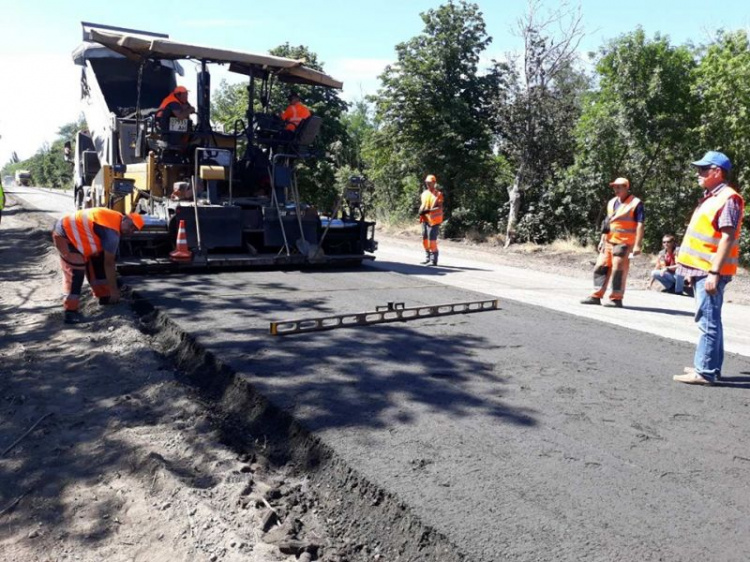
[649, 234, 688, 294]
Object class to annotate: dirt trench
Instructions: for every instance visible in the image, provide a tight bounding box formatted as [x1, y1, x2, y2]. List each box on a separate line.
[0, 199, 465, 562]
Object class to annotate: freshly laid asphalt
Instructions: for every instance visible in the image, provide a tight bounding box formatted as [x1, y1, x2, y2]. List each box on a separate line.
[10, 185, 750, 561]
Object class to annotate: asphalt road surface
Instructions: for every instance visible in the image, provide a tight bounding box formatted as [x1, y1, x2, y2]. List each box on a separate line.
[9, 185, 750, 561]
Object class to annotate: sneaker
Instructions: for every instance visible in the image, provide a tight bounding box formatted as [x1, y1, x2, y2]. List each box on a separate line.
[64, 310, 83, 325]
[673, 371, 713, 385]
[580, 297, 601, 305]
[603, 300, 623, 308]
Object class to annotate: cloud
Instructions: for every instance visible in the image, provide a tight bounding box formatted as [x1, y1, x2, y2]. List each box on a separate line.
[0, 53, 81, 164]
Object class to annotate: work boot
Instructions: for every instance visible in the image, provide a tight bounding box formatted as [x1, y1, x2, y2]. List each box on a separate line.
[430, 253, 439, 266]
[603, 299, 623, 308]
[580, 296, 601, 305]
[64, 310, 83, 325]
[420, 252, 432, 265]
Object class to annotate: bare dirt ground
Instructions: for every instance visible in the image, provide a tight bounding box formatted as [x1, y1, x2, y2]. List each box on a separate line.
[3, 197, 749, 562]
[0, 199, 461, 562]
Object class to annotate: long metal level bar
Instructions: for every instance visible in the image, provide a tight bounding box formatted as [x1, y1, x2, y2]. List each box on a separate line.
[269, 299, 500, 336]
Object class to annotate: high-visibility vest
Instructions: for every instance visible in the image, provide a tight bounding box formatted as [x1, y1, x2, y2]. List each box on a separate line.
[677, 185, 744, 276]
[0, 184, 5, 209]
[156, 93, 182, 120]
[606, 195, 641, 245]
[427, 190, 444, 226]
[281, 102, 311, 131]
[61, 208, 122, 258]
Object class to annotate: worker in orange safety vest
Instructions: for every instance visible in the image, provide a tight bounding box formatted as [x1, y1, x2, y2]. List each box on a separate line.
[156, 85, 195, 144]
[672, 150, 744, 385]
[580, 177, 644, 307]
[418, 174, 444, 266]
[280, 91, 311, 132]
[51, 208, 145, 324]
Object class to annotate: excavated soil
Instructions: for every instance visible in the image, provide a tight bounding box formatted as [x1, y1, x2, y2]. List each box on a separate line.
[0, 199, 463, 562]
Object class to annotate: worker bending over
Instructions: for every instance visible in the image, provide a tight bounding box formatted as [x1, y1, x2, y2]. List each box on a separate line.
[52, 208, 144, 324]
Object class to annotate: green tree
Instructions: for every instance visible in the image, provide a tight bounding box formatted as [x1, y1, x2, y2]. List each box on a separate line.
[563, 28, 700, 249]
[1, 120, 84, 189]
[372, 0, 501, 233]
[692, 29, 750, 257]
[492, 0, 587, 245]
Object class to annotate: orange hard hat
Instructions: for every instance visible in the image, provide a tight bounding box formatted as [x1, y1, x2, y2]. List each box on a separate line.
[174, 86, 188, 94]
[127, 212, 145, 230]
[425, 174, 437, 183]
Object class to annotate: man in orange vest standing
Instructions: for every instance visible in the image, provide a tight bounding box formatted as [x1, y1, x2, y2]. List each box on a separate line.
[580, 177, 644, 307]
[673, 151, 744, 385]
[51, 208, 145, 324]
[418, 174, 444, 266]
[280, 92, 311, 132]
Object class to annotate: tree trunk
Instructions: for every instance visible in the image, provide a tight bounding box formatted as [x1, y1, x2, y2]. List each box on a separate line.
[504, 171, 523, 248]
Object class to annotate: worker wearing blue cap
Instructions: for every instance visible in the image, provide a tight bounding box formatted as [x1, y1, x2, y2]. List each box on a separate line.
[673, 151, 745, 385]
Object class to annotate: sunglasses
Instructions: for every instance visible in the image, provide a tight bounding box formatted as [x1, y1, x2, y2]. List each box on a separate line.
[697, 166, 714, 173]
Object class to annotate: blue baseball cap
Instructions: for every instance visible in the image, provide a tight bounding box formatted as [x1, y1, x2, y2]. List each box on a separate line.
[691, 151, 732, 172]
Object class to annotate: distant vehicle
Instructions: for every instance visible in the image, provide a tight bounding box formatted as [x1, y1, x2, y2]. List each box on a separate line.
[2, 175, 13, 188]
[15, 170, 31, 186]
[71, 22, 376, 272]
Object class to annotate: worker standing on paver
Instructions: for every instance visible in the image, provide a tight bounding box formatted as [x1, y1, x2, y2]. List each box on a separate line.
[673, 151, 744, 385]
[418, 174, 444, 266]
[51, 208, 144, 324]
[580, 177, 644, 307]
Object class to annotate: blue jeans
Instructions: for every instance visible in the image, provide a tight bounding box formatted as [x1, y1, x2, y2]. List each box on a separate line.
[651, 269, 685, 293]
[693, 275, 731, 381]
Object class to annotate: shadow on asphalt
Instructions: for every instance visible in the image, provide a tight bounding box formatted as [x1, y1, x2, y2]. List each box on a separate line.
[622, 305, 694, 317]
[716, 375, 750, 389]
[368, 260, 492, 275]
[128, 268, 538, 438]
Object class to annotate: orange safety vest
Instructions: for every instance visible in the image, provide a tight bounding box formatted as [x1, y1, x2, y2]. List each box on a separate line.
[606, 194, 641, 245]
[62, 208, 122, 258]
[677, 185, 744, 276]
[426, 190, 444, 226]
[280, 102, 311, 131]
[156, 93, 184, 120]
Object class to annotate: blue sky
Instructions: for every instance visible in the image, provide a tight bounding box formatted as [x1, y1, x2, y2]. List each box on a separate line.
[1, 0, 748, 164]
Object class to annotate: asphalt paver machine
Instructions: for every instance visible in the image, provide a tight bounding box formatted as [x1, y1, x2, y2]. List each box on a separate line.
[71, 22, 376, 272]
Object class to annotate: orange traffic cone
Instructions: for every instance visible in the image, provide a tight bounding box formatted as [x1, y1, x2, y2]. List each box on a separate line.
[169, 220, 193, 262]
